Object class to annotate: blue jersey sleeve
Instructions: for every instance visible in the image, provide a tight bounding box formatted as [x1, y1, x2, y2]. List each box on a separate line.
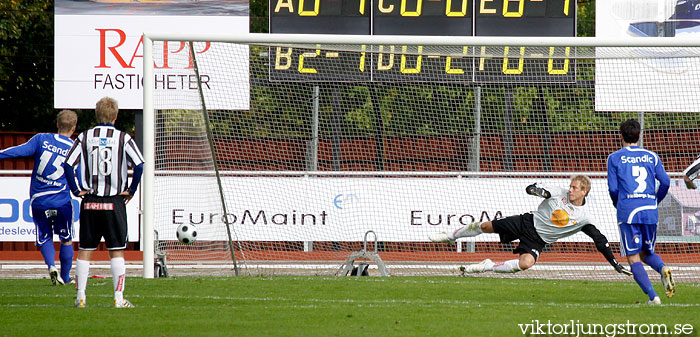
[128, 163, 144, 195]
[63, 162, 81, 196]
[607, 153, 619, 208]
[656, 161, 670, 203]
[0, 135, 40, 160]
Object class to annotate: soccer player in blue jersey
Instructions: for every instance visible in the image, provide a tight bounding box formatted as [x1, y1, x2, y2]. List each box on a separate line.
[607, 119, 673, 305]
[0, 110, 79, 285]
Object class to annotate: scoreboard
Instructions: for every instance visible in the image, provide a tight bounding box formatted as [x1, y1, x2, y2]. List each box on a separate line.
[269, 0, 575, 82]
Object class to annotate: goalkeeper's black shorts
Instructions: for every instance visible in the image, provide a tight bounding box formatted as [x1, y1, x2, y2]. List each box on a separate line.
[492, 213, 547, 261]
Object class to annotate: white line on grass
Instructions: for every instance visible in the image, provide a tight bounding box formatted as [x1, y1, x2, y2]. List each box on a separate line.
[4, 293, 697, 309]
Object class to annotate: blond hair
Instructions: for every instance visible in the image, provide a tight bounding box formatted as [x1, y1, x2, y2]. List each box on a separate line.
[57, 110, 77, 133]
[95, 97, 118, 124]
[571, 175, 592, 196]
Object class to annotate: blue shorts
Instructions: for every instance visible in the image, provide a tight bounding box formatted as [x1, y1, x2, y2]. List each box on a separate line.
[32, 203, 74, 246]
[618, 223, 657, 257]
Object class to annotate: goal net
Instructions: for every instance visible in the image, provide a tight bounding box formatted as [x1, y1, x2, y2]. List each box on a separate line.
[142, 33, 700, 281]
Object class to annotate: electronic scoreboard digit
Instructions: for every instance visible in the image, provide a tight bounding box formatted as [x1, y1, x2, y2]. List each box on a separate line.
[270, 0, 370, 34]
[474, 0, 574, 36]
[373, 0, 473, 36]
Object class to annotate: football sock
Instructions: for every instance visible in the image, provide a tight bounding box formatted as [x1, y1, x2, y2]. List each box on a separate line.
[111, 257, 126, 301]
[59, 243, 74, 282]
[643, 253, 665, 275]
[453, 222, 483, 239]
[39, 242, 56, 268]
[492, 259, 521, 273]
[76, 259, 90, 296]
[631, 262, 657, 300]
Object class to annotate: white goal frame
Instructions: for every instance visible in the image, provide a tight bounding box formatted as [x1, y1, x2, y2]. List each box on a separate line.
[141, 33, 700, 278]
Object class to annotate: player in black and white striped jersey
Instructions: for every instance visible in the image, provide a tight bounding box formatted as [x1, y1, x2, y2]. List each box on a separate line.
[62, 97, 144, 308]
[683, 154, 700, 189]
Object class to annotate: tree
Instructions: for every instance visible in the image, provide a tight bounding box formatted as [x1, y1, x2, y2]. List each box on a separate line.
[0, 0, 134, 133]
[577, 0, 595, 37]
[0, 0, 54, 132]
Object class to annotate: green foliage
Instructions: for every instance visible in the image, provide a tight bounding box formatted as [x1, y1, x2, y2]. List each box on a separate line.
[0, 276, 698, 336]
[0, 0, 54, 131]
[0, 0, 136, 133]
[250, 0, 269, 33]
[577, 0, 595, 37]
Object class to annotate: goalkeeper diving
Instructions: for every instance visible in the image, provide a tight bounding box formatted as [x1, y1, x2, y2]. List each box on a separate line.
[429, 175, 632, 276]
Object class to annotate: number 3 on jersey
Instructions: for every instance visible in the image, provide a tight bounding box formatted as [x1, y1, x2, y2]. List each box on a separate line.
[632, 165, 648, 193]
[91, 146, 113, 176]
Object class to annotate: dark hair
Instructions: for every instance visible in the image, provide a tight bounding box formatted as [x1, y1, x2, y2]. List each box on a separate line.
[619, 119, 640, 144]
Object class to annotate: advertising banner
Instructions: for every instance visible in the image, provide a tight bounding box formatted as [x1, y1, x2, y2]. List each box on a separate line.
[0, 177, 140, 242]
[155, 177, 622, 242]
[54, 0, 249, 109]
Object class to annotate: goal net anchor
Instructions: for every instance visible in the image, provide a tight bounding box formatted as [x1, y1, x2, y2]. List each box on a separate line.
[153, 230, 169, 278]
[338, 230, 390, 277]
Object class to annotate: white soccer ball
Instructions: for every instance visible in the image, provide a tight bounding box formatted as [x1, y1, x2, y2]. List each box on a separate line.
[176, 224, 197, 244]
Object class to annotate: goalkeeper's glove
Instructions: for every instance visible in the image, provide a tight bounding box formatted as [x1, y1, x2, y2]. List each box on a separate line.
[526, 183, 551, 199]
[684, 176, 697, 189]
[611, 260, 633, 276]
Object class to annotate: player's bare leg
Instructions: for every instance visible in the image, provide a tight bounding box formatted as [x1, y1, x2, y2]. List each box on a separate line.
[464, 252, 534, 274]
[429, 221, 494, 243]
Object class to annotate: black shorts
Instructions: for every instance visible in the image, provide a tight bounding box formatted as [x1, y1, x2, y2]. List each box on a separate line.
[492, 213, 547, 260]
[79, 195, 129, 250]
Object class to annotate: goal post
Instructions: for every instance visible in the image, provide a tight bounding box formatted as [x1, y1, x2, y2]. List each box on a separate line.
[142, 33, 700, 280]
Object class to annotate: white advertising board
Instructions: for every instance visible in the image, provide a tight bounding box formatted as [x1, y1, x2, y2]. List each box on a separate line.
[54, 3, 249, 110]
[155, 177, 621, 242]
[0, 177, 140, 242]
[595, 0, 700, 112]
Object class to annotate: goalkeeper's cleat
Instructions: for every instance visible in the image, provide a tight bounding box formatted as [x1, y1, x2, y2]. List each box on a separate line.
[114, 299, 135, 308]
[75, 298, 86, 308]
[647, 296, 661, 305]
[661, 266, 675, 298]
[428, 232, 455, 244]
[464, 259, 493, 273]
[49, 266, 63, 285]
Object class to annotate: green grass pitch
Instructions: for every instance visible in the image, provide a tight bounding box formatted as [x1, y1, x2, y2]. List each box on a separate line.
[1, 276, 698, 336]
